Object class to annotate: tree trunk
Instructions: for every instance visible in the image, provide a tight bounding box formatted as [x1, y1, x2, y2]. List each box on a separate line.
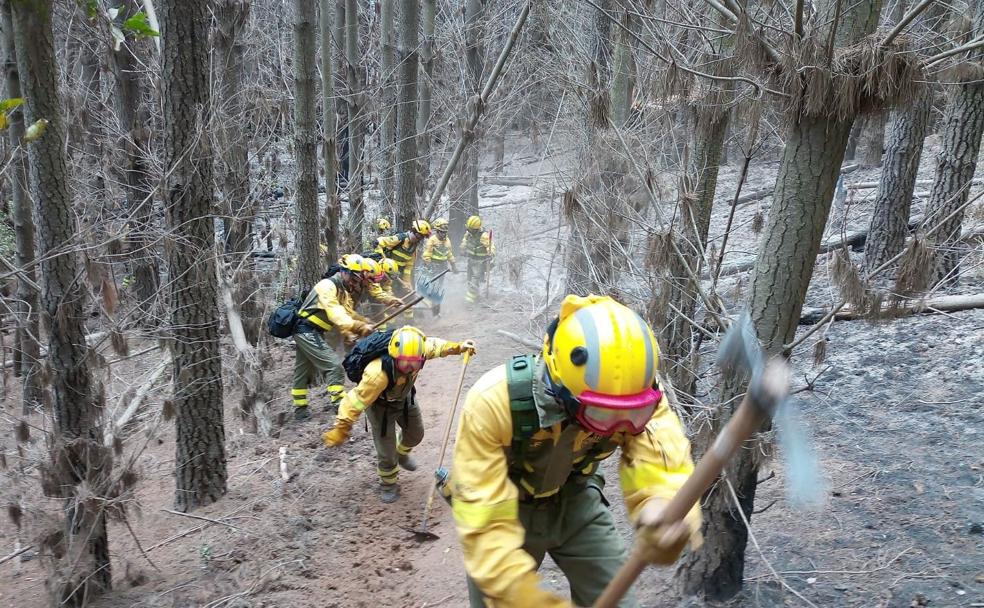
[293, 0, 321, 289]
[161, 0, 228, 512]
[344, 0, 364, 245]
[215, 0, 259, 346]
[378, 0, 396, 214]
[394, 0, 420, 227]
[320, 0, 340, 262]
[462, 0, 484, 220]
[105, 0, 160, 319]
[416, 0, 436, 197]
[862, 89, 932, 275]
[1, 0, 41, 414]
[334, 0, 349, 198]
[610, 10, 635, 128]
[10, 0, 111, 602]
[678, 0, 883, 597]
[858, 112, 886, 168]
[925, 2, 984, 285]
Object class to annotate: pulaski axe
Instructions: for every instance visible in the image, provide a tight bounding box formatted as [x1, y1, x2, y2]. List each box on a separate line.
[594, 313, 821, 608]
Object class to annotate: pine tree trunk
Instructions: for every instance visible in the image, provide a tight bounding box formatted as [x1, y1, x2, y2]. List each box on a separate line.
[859, 112, 886, 168]
[161, 0, 228, 512]
[678, 0, 882, 597]
[215, 0, 260, 346]
[463, 0, 484, 219]
[293, 0, 321, 289]
[862, 89, 932, 275]
[105, 0, 160, 319]
[344, 0, 364, 245]
[394, 0, 420, 228]
[320, 0, 340, 262]
[1, 0, 41, 414]
[378, 0, 396, 214]
[334, 0, 349, 195]
[416, 0, 436, 197]
[926, 2, 984, 285]
[10, 0, 111, 602]
[610, 10, 635, 128]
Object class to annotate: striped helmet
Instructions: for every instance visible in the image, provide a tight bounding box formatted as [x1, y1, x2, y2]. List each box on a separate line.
[388, 326, 427, 361]
[542, 295, 660, 399]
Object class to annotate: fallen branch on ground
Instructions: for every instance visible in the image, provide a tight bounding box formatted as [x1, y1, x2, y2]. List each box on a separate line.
[799, 293, 984, 324]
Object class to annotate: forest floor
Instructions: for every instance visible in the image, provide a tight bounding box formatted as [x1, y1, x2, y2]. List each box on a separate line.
[1, 135, 983, 607]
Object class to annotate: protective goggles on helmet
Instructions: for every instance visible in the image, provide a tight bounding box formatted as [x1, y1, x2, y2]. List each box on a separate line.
[394, 356, 424, 374]
[570, 386, 662, 436]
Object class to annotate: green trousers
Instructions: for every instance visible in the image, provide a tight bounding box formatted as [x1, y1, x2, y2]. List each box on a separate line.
[465, 257, 489, 303]
[291, 330, 345, 408]
[466, 477, 637, 607]
[365, 397, 424, 485]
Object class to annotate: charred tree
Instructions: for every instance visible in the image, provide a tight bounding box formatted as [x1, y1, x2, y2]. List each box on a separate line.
[394, 0, 420, 228]
[378, 0, 396, 214]
[416, 0, 436, 197]
[344, 0, 364, 244]
[678, 0, 891, 597]
[161, 0, 228, 511]
[1, 0, 41, 413]
[293, 0, 321, 289]
[10, 0, 111, 601]
[320, 0, 340, 261]
[862, 89, 933, 274]
[925, 2, 984, 285]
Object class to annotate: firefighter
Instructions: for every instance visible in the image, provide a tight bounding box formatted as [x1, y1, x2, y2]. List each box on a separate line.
[322, 326, 476, 503]
[290, 254, 376, 421]
[449, 294, 701, 607]
[461, 215, 495, 304]
[376, 219, 432, 319]
[421, 217, 457, 317]
[365, 217, 392, 250]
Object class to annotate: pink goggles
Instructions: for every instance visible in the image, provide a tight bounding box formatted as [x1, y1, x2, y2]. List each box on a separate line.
[573, 387, 662, 436]
[394, 356, 424, 373]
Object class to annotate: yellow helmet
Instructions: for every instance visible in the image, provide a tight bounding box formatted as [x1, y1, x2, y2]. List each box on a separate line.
[389, 326, 427, 372]
[379, 258, 399, 275]
[543, 295, 660, 400]
[362, 257, 382, 279]
[433, 218, 449, 231]
[339, 253, 369, 273]
[376, 217, 391, 232]
[466, 215, 482, 230]
[412, 219, 432, 236]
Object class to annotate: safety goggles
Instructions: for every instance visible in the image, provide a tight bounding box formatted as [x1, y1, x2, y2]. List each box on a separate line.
[366, 271, 385, 284]
[394, 356, 424, 374]
[572, 387, 662, 436]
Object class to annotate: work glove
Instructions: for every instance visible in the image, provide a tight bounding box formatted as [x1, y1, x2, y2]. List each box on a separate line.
[459, 339, 477, 355]
[505, 571, 572, 608]
[635, 499, 700, 566]
[322, 418, 354, 448]
[352, 321, 375, 337]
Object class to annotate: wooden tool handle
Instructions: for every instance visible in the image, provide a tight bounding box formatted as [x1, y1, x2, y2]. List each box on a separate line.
[592, 395, 768, 608]
[372, 295, 424, 329]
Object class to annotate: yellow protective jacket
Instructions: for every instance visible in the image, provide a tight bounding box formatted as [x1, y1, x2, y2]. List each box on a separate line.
[376, 232, 420, 276]
[461, 231, 495, 259]
[335, 338, 462, 425]
[297, 276, 362, 335]
[422, 234, 455, 264]
[450, 356, 699, 605]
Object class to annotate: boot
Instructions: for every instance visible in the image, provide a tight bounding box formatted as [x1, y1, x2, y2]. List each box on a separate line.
[293, 407, 311, 422]
[398, 453, 417, 471]
[378, 483, 400, 503]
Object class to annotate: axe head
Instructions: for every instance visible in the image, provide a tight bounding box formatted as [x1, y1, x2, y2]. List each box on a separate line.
[717, 313, 788, 416]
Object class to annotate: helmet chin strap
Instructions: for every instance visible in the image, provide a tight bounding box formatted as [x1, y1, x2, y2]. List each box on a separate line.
[543, 368, 580, 421]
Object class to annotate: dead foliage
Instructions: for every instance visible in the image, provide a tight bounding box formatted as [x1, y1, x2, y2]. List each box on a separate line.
[895, 236, 933, 296]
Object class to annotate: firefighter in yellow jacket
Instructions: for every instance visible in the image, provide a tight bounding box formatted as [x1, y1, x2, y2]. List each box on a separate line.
[421, 218, 457, 316]
[461, 215, 495, 304]
[376, 219, 432, 319]
[450, 295, 701, 607]
[291, 254, 376, 421]
[323, 327, 476, 503]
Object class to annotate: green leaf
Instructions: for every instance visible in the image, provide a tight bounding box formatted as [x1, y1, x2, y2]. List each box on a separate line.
[122, 11, 159, 38]
[85, 0, 99, 19]
[0, 98, 24, 114]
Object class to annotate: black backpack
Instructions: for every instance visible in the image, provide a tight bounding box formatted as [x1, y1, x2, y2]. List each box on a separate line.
[267, 289, 308, 338]
[342, 330, 396, 384]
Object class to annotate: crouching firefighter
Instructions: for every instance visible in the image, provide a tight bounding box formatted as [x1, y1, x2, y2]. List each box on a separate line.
[291, 255, 376, 421]
[323, 326, 476, 503]
[448, 294, 701, 607]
